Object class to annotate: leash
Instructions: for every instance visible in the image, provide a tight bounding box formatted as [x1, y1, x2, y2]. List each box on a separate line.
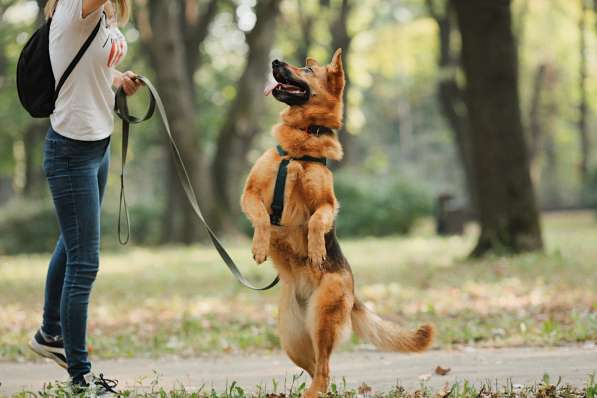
[114, 75, 279, 291]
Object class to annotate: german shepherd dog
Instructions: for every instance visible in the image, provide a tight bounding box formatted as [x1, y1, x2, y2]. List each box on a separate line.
[241, 49, 434, 398]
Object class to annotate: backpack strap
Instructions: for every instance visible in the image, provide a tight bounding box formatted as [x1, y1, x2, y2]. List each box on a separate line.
[52, 16, 102, 104]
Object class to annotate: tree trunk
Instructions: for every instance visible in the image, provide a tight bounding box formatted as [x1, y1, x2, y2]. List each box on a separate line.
[296, 0, 315, 64]
[527, 63, 546, 183]
[452, 0, 543, 257]
[426, 0, 477, 211]
[142, 0, 213, 243]
[578, 0, 590, 186]
[211, 0, 282, 233]
[329, 0, 353, 168]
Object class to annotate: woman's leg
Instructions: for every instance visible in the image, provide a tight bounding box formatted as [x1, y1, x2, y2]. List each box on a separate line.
[45, 130, 110, 382]
[42, 236, 67, 337]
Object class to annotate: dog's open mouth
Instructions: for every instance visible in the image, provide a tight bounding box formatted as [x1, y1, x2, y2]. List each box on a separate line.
[264, 68, 310, 105]
[264, 81, 306, 96]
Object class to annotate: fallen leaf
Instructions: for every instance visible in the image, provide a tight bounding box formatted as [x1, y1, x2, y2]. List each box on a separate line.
[435, 366, 451, 376]
[435, 383, 452, 398]
[357, 382, 372, 395]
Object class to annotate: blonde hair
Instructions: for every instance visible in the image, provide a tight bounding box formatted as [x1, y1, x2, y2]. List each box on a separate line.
[45, 0, 130, 25]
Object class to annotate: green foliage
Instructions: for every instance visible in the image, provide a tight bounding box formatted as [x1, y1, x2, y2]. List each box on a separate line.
[334, 172, 432, 237]
[582, 168, 597, 208]
[0, 199, 59, 255]
[0, 199, 162, 254]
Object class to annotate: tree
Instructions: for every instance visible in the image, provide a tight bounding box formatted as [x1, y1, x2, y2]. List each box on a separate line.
[296, 0, 316, 63]
[211, 0, 282, 232]
[452, 0, 543, 256]
[527, 63, 547, 181]
[137, 0, 219, 243]
[578, 0, 590, 186]
[329, 0, 353, 167]
[426, 0, 476, 212]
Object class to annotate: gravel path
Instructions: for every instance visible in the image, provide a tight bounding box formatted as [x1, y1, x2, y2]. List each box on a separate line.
[1, 346, 596, 396]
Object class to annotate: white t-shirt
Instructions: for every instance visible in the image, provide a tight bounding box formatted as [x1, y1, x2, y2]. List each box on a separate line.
[49, 0, 127, 141]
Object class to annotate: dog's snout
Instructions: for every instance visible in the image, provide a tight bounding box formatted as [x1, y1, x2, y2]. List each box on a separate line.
[272, 59, 283, 68]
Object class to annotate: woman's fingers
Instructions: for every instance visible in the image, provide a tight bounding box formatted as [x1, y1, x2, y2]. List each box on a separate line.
[122, 77, 135, 95]
[121, 71, 143, 96]
[122, 76, 141, 96]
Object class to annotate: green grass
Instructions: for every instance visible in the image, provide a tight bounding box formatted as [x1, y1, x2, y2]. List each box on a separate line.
[0, 211, 596, 363]
[11, 374, 597, 398]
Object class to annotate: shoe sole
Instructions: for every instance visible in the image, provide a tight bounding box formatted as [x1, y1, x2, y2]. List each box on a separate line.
[28, 338, 68, 369]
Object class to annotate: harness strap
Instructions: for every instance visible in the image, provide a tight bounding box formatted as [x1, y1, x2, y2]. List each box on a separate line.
[270, 145, 327, 226]
[270, 157, 289, 226]
[114, 76, 279, 291]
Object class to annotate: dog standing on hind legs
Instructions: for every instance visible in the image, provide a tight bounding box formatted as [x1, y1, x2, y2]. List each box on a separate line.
[241, 48, 434, 398]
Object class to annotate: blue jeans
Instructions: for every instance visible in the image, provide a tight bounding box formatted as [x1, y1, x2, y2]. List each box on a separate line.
[41, 127, 110, 382]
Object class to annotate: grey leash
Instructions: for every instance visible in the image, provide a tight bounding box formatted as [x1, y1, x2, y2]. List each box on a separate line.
[114, 75, 279, 291]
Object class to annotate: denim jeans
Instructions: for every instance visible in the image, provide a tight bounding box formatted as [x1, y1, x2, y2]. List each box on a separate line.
[41, 127, 110, 382]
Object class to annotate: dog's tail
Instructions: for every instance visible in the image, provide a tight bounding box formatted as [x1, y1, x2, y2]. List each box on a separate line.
[351, 299, 434, 352]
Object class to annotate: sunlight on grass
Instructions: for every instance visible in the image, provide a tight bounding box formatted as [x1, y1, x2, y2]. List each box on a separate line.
[0, 211, 595, 362]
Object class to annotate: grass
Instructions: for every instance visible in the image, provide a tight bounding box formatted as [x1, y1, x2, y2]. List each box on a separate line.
[0, 211, 596, 363]
[10, 374, 597, 398]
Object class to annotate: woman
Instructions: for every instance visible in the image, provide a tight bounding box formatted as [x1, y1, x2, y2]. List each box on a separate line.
[28, 0, 142, 393]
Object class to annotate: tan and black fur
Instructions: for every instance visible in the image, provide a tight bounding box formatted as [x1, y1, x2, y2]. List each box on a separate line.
[241, 49, 434, 398]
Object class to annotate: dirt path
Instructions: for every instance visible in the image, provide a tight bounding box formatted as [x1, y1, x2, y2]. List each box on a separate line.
[1, 347, 596, 396]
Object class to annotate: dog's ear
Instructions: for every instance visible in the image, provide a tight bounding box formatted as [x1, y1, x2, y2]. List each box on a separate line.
[330, 48, 343, 71]
[327, 48, 345, 97]
[306, 57, 320, 67]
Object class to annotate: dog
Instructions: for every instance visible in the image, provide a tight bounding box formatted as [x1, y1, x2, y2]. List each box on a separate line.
[241, 48, 434, 398]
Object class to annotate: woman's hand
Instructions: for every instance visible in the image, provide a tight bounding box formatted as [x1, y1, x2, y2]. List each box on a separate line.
[114, 70, 143, 96]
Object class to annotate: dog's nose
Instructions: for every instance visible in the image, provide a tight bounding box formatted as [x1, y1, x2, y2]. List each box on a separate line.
[272, 59, 282, 68]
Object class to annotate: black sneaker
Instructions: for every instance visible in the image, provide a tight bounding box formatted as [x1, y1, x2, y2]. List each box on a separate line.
[28, 329, 67, 369]
[72, 373, 119, 397]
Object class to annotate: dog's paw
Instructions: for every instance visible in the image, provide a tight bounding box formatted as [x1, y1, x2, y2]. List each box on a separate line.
[308, 244, 326, 269]
[252, 240, 269, 264]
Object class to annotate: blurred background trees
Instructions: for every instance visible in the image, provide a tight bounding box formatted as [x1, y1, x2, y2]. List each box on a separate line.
[0, 0, 595, 257]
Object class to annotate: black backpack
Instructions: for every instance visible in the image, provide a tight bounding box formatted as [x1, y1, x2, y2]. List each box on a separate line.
[17, 16, 101, 118]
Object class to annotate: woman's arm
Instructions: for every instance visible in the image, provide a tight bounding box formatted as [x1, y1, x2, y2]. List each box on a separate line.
[82, 0, 109, 18]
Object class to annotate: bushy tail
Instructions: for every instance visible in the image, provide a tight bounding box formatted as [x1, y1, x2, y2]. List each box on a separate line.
[351, 299, 434, 352]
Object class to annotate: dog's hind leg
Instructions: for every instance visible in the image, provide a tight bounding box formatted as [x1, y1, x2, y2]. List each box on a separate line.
[304, 272, 353, 398]
[279, 285, 316, 377]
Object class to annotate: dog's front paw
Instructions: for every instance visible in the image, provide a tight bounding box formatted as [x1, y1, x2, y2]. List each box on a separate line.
[308, 238, 326, 270]
[252, 237, 269, 264]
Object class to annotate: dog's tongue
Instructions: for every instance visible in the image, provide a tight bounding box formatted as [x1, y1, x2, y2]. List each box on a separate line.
[264, 81, 279, 96]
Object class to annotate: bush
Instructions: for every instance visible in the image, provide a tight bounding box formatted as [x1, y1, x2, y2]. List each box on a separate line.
[0, 199, 162, 255]
[583, 168, 597, 209]
[0, 174, 431, 254]
[334, 173, 432, 238]
[0, 199, 60, 255]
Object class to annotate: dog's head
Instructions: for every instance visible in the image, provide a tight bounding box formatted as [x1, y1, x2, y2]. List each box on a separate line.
[265, 49, 345, 111]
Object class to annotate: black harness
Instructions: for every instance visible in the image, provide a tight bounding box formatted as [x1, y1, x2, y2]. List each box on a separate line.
[270, 126, 333, 226]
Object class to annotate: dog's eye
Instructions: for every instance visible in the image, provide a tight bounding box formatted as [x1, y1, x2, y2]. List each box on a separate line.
[303, 67, 313, 74]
